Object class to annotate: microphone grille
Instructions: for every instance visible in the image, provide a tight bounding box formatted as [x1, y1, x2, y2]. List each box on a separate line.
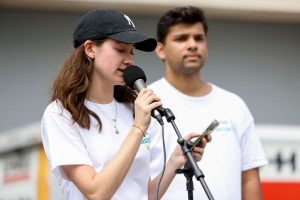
[123, 65, 147, 89]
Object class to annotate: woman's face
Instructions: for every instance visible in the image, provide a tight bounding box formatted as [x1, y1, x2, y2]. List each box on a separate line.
[86, 39, 134, 86]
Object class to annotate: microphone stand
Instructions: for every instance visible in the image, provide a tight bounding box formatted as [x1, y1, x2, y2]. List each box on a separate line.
[159, 107, 214, 200]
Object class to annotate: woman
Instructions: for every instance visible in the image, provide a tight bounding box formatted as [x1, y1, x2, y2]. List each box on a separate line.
[41, 9, 210, 200]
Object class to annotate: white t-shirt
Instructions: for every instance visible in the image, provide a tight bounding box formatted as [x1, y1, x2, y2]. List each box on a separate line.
[41, 99, 159, 200]
[149, 78, 268, 200]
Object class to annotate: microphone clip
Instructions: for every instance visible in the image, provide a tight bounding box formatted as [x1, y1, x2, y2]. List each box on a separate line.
[151, 106, 165, 125]
[151, 107, 176, 126]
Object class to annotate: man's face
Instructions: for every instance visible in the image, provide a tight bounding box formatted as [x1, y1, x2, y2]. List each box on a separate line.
[157, 22, 208, 75]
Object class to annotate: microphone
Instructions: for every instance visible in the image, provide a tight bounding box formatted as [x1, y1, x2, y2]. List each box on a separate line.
[123, 65, 164, 125]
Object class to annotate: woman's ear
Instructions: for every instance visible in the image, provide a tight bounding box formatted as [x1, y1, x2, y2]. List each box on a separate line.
[155, 42, 166, 61]
[84, 40, 95, 59]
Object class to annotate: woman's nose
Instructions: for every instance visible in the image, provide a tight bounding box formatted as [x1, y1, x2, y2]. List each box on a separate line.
[124, 55, 134, 66]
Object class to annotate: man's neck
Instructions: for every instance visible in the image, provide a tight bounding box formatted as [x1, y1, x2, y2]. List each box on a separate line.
[165, 73, 211, 97]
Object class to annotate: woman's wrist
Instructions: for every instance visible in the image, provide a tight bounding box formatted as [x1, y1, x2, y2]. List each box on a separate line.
[132, 124, 145, 137]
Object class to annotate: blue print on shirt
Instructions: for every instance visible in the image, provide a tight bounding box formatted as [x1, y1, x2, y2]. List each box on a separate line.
[141, 132, 150, 144]
[216, 120, 232, 132]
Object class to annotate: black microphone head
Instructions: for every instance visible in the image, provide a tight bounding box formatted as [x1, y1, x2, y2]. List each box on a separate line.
[123, 65, 147, 89]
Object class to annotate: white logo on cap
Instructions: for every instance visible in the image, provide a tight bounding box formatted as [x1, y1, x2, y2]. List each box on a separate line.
[124, 14, 135, 28]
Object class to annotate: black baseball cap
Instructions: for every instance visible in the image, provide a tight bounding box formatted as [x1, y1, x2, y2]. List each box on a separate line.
[73, 9, 157, 52]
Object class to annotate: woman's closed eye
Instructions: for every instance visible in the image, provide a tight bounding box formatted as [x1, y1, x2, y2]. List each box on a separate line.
[116, 48, 126, 53]
[115, 48, 134, 55]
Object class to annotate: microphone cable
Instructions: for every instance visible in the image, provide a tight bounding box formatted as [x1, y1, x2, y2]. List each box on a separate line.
[155, 124, 167, 200]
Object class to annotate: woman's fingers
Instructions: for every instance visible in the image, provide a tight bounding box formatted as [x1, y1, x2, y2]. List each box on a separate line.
[192, 146, 204, 161]
[134, 88, 162, 129]
[135, 88, 161, 112]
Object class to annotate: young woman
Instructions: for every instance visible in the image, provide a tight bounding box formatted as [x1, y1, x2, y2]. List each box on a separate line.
[41, 9, 210, 200]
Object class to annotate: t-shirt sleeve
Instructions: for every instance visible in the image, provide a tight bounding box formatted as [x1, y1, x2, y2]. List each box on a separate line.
[239, 102, 268, 171]
[41, 102, 93, 180]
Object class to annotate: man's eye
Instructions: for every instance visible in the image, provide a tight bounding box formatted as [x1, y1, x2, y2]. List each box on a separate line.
[195, 36, 205, 41]
[174, 37, 186, 42]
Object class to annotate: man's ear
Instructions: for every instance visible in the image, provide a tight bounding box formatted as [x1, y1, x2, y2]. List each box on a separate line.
[155, 42, 166, 61]
[84, 40, 95, 59]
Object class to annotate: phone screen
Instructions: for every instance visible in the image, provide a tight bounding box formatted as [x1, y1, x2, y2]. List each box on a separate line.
[191, 119, 219, 149]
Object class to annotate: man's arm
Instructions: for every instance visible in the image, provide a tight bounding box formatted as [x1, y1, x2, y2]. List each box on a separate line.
[242, 168, 263, 200]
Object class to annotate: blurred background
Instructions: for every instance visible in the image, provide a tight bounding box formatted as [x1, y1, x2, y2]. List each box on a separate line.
[0, 0, 299, 199]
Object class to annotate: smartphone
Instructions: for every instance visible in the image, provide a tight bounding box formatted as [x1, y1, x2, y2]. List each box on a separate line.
[191, 119, 219, 149]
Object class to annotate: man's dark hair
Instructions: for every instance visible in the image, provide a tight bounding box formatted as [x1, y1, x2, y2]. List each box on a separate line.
[157, 6, 208, 43]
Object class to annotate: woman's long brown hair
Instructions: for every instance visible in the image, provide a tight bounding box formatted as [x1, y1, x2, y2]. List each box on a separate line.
[51, 40, 137, 131]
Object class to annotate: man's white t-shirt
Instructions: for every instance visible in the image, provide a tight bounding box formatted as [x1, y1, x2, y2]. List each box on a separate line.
[149, 78, 268, 200]
[41, 99, 159, 200]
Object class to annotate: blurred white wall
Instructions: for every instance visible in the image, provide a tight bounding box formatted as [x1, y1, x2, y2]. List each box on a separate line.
[0, 4, 300, 132]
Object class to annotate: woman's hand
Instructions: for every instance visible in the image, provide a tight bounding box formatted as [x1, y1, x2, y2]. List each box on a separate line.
[148, 133, 212, 199]
[169, 133, 212, 168]
[133, 88, 162, 132]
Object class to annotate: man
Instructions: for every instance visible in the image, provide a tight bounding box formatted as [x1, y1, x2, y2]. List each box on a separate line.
[149, 6, 268, 200]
